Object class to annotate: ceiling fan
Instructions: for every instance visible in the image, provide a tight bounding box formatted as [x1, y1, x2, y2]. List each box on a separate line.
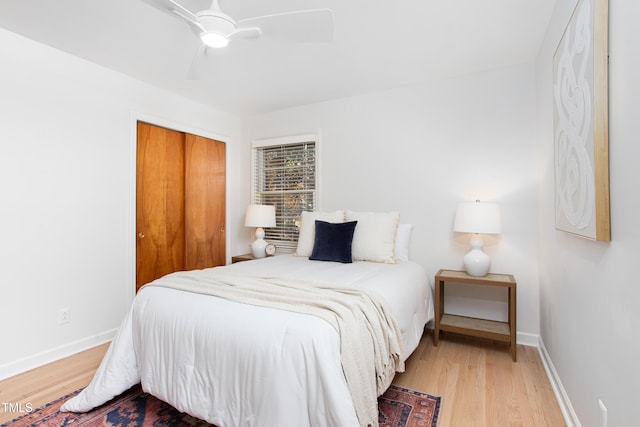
[146, 0, 334, 49]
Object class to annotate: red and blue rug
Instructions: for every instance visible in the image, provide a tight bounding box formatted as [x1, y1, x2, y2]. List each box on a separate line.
[3, 383, 441, 426]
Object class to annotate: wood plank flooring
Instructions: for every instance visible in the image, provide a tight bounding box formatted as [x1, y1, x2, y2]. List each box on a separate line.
[0, 343, 109, 424]
[0, 332, 565, 426]
[394, 332, 565, 426]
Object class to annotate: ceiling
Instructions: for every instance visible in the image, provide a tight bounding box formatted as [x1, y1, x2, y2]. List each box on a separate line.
[0, 0, 556, 116]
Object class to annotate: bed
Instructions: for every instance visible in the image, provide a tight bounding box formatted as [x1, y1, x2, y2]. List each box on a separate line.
[61, 215, 433, 427]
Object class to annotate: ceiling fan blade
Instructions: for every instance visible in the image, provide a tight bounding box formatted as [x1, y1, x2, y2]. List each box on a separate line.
[141, 0, 204, 32]
[188, 45, 233, 80]
[188, 45, 214, 80]
[237, 9, 334, 43]
[166, 0, 199, 23]
[228, 27, 262, 42]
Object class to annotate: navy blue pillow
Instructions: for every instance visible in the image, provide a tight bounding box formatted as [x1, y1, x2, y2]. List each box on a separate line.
[309, 220, 358, 263]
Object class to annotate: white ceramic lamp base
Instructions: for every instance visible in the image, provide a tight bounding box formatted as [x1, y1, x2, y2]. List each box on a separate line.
[250, 227, 268, 258]
[463, 236, 491, 277]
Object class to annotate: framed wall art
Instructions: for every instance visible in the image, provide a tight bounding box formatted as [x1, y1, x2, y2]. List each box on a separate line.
[553, 0, 610, 241]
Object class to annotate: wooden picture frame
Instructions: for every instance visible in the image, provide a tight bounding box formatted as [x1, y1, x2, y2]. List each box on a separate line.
[553, 0, 610, 241]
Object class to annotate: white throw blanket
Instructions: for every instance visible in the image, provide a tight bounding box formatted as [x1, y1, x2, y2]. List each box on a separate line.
[146, 270, 405, 427]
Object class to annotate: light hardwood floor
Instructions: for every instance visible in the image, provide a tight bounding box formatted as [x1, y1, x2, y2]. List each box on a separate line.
[0, 332, 565, 426]
[394, 332, 566, 426]
[0, 342, 110, 424]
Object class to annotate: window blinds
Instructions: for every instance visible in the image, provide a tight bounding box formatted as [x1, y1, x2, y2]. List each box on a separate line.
[252, 140, 316, 251]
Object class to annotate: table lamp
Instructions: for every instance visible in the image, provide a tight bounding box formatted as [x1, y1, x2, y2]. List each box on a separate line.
[244, 204, 276, 258]
[453, 200, 501, 277]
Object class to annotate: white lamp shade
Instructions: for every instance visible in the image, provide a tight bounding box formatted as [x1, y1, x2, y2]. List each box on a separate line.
[244, 205, 276, 228]
[453, 201, 501, 234]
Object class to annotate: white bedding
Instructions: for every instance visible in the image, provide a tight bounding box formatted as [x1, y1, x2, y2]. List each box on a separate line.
[61, 255, 433, 427]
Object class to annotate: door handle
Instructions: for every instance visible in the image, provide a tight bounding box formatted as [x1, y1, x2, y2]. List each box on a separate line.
[138, 232, 145, 239]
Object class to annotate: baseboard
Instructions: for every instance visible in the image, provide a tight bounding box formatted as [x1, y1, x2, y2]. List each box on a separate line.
[537, 337, 581, 427]
[516, 331, 539, 347]
[0, 329, 116, 381]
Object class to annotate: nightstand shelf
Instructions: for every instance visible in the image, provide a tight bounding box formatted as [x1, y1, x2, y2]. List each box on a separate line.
[433, 269, 517, 361]
[440, 314, 511, 340]
[231, 253, 256, 263]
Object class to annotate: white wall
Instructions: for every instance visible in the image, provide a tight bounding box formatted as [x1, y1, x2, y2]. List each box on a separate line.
[536, 0, 640, 425]
[243, 63, 541, 339]
[4, 2, 637, 421]
[0, 28, 247, 377]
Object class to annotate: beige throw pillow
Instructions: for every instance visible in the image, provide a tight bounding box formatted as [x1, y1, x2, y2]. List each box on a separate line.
[346, 211, 399, 263]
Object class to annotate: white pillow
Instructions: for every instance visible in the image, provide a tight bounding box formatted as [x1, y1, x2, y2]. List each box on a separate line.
[346, 211, 399, 263]
[394, 223, 413, 263]
[295, 210, 345, 257]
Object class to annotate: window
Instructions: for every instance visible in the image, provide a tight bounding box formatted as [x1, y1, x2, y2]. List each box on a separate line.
[252, 135, 317, 251]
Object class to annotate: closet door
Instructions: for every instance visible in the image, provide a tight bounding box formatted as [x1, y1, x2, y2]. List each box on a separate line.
[136, 122, 185, 290]
[136, 122, 226, 292]
[184, 134, 226, 270]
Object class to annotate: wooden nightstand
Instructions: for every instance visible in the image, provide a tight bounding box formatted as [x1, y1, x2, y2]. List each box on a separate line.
[231, 253, 256, 263]
[433, 269, 517, 362]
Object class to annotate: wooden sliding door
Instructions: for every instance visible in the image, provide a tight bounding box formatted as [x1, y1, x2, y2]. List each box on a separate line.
[136, 122, 225, 291]
[136, 122, 185, 289]
[184, 133, 226, 270]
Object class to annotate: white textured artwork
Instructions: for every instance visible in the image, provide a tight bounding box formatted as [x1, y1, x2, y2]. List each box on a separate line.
[553, 0, 597, 239]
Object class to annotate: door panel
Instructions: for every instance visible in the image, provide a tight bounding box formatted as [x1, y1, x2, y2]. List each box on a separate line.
[136, 122, 185, 290]
[184, 134, 226, 270]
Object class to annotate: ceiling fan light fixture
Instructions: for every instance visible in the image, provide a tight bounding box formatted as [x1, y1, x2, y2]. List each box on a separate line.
[161, 0, 334, 57]
[200, 31, 229, 48]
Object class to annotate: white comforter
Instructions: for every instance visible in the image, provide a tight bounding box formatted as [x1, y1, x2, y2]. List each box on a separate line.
[61, 255, 433, 427]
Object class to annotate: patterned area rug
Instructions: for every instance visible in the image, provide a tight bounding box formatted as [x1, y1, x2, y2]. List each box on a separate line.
[3, 383, 441, 427]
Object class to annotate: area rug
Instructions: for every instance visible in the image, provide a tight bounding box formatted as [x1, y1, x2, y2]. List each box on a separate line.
[3, 383, 441, 427]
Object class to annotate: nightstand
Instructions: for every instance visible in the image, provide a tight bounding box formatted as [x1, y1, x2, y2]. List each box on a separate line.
[231, 253, 256, 263]
[433, 269, 517, 362]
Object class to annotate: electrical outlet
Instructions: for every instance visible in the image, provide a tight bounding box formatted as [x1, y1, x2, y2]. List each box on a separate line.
[599, 399, 607, 427]
[59, 307, 70, 325]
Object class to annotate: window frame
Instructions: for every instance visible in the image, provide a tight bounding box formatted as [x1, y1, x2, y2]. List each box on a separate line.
[251, 134, 319, 252]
